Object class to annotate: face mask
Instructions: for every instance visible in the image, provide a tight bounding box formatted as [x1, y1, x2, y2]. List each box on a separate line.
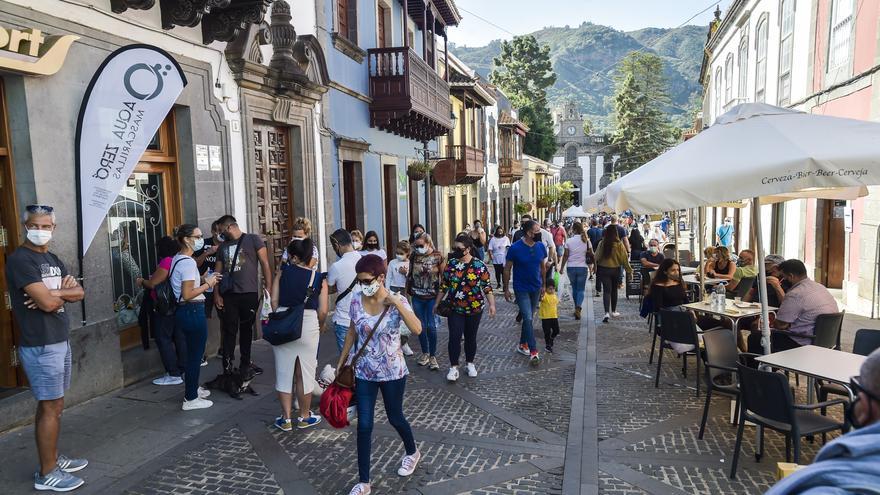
[495, 232, 504, 238]
[192, 238, 205, 251]
[396, 254, 406, 261]
[361, 280, 381, 297]
[218, 233, 226, 242]
[532, 233, 542, 243]
[291, 236, 304, 241]
[27, 228, 52, 246]
[451, 248, 465, 259]
[415, 246, 427, 255]
[736, 259, 747, 267]
[366, 243, 378, 250]
[649, 246, 658, 254]
[353, 241, 362, 250]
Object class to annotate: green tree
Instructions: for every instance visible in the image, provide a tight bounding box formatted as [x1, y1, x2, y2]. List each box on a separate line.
[610, 51, 676, 172]
[490, 35, 557, 161]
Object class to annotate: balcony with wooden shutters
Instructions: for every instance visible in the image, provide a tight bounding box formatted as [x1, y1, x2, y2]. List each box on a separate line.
[432, 144, 485, 186]
[498, 111, 528, 183]
[368, 47, 452, 142]
[499, 156, 523, 184]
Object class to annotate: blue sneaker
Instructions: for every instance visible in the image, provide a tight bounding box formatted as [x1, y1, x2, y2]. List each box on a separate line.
[56, 455, 88, 473]
[34, 467, 84, 492]
[297, 413, 323, 429]
[274, 417, 293, 432]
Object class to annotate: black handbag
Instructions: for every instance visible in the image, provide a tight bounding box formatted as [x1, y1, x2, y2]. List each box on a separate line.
[218, 236, 244, 295]
[263, 268, 319, 346]
[154, 259, 184, 317]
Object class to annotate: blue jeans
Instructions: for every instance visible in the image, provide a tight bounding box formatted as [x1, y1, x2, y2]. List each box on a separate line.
[175, 303, 208, 401]
[154, 311, 186, 377]
[411, 297, 437, 356]
[334, 323, 349, 352]
[566, 267, 588, 309]
[355, 376, 416, 483]
[514, 290, 541, 352]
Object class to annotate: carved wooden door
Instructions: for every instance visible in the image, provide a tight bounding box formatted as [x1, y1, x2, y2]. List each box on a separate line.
[253, 124, 292, 268]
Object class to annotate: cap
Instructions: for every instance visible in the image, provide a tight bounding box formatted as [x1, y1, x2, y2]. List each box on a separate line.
[764, 254, 785, 266]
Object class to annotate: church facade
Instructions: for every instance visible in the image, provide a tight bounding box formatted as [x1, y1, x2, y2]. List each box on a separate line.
[551, 101, 618, 205]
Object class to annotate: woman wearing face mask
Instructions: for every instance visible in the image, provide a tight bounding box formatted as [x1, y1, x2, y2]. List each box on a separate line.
[647, 259, 693, 353]
[385, 241, 414, 356]
[338, 255, 423, 495]
[350, 230, 365, 253]
[360, 231, 386, 261]
[559, 222, 592, 320]
[487, 226, 510, 289]
[270, 238, 328, 432]
[628, 227, 646, 261]
[469, 220, 487, 262]
[437, 234, 496, 382]
[280, 217, 319, 268]
[595, 225, 632, 323]
[706, 246, 736, 280]
[408, 224, 426, 244]
[404, 233, 445, 370]
[171, 224, 222, 410]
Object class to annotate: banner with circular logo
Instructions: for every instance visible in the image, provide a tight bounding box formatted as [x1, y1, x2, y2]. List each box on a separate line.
[75, 44, 187, 257]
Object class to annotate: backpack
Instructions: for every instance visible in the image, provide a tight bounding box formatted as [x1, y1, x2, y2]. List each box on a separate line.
[154, 259, 184, 317]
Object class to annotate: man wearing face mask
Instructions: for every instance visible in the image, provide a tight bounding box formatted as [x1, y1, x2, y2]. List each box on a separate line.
[327, 229, 362, 352]
[7, 205, 87, 492]
[716, 217, 734, 249]
[503, 220, 547, 365]
[766, 348, 880, 494]
[639, 239, 665, 271]
[726, 249, 757, 294]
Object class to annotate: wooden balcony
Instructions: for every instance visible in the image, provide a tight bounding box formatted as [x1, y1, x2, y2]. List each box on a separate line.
[499, 157, 523, 184]
[432, 144, 485, 186]
[368, 47, 452, 142]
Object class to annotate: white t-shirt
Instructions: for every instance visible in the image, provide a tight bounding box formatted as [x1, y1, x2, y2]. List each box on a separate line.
[171, 254, 204, 301]
[328, 251, 361, 326]
[540, 229, 555, 258]
[564, 236, 591, 268]
[359, 249, 387, 261]
[385, 258, 409, 289]
[487, 235, 511, 265]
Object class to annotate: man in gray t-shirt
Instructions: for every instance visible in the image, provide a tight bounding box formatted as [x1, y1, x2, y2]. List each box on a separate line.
[214, 215, 272, 373]
[6, 205, 87, 491]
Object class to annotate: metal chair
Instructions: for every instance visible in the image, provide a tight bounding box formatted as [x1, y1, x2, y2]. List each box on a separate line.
[733, 277, 755, 299]
[654, 309, 701, 397]
[698, 329, 760, 439]
[729, 363, 847, 479]
[813, 312, 845, 350]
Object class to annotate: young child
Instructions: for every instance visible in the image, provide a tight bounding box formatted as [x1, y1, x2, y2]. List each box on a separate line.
[386, 240, 414, 356]
[539, 279, 560, 353]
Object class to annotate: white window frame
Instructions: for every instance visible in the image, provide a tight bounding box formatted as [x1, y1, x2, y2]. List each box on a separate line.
[738, 36, 749, 99]
[827, 0, 855, 85]
[777, 0, 795, 106]
[724, 53, 734, 105]
[714, 67, 723, 121]
[755, 15, 769, 103]
[376, 0, 394, 48]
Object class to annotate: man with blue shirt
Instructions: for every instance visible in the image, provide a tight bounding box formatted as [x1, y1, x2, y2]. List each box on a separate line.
[716, 217, 734, 249]
[503, 220, 547, 364]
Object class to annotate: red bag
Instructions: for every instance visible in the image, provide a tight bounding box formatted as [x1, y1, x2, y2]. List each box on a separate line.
[320, 383, 353, 428]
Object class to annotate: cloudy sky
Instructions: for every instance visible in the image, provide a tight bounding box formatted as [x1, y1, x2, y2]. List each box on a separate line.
[447, 0, 733, 47]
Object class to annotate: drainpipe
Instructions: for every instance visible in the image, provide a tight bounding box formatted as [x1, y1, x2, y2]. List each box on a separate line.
[312, 103, 328, 269]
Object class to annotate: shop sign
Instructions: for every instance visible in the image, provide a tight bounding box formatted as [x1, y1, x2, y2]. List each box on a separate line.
[0, 26, 78, 76]
[76, 44, 187, 257]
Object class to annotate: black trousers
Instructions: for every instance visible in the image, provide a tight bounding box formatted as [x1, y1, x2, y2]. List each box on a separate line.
[219, 291, 259, 371]
[493, 264, 504, 287]
[747, 331, 802, 354]
[597, 266, 621, 313]
[448, 312, 482, 366]
[542, 318, 560, 348]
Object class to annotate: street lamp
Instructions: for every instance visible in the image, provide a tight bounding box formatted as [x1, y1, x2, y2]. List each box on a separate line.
[450, 109, 458, 130]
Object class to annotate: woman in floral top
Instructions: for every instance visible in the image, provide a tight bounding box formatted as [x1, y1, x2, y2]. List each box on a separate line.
[337, 255, 423, 495]
[437, 233, 496, 383]
[405, 233, 445, 370]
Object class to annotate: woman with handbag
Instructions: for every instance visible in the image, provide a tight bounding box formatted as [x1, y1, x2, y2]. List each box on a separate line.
[559, 222, 593, 320]
[337, 255, 422, 495]
[405, 233, 445, 370]
[270, 238, 328, 432]
[437, 234, 496, 383]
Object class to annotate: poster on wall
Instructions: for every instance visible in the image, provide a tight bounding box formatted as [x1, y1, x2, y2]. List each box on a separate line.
[75, 44, 187, 258]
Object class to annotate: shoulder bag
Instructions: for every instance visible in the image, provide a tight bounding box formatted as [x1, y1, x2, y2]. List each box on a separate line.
[335, 278, 358, 303]
[262, 268, 322, 346]
[154, 259, 184, 317]
[218, 235, 244, 295]
[436, 258, 473, 318]
[333, 306, 391, 389]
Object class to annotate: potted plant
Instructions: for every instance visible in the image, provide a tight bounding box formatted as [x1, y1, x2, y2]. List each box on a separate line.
[535, 194, 552, 209]
[407, 161, 432, 181]
[514, 202, 532, 215]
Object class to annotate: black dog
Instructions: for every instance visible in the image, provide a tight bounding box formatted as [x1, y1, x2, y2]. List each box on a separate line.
[203, 366, 258, 400]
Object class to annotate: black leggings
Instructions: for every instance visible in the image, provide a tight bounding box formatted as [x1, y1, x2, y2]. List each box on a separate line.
[493, 264, 504, 286]
[597, 265, 621, 313]
[448, 312, 483, 366]
[542, 318, 559, 348]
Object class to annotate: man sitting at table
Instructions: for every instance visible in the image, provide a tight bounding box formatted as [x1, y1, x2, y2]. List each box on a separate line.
[639, 239, 664, 271]
[743, 254, 790, 307]
[747, 259, 838, 354]
[725, 249, 757, 294]
[766, 348, 880, 495]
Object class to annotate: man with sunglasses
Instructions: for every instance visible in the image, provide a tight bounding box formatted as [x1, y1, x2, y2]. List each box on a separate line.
[7, 205, 87, 491]
[767, 348, 880, 494]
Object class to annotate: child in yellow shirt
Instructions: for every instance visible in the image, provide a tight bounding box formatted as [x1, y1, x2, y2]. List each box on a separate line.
[539, 280, 560, 353]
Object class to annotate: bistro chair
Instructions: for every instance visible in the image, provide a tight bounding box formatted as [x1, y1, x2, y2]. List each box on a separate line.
[817, 329, 880, 404]
[698, 329, 760, 439]
[654, 309, 701, 397]
[729, 363, 847, 479]
[812, 312, 845, 350]
[732, 277, 755, 299]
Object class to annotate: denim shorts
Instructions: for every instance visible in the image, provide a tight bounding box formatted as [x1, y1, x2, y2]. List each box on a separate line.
[19, 341, 71, 401]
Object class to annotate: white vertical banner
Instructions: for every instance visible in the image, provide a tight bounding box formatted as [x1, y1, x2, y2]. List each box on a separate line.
[75, 44, 187, 258]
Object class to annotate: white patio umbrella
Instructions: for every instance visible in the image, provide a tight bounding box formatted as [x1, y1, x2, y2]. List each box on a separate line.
[582, 189, 614, 214]
[562, 205, 588, 218]
[602, 103, 880, 354]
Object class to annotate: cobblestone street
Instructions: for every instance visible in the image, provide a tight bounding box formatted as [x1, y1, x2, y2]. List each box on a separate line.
[0, 275, 871, 494]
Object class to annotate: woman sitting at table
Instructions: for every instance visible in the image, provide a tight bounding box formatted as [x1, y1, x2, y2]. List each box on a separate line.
[648, 259, 693, 353]
[706, 246, 736, 281]
[701, 246, 716, 275]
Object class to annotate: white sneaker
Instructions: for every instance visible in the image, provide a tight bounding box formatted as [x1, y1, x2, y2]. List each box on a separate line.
[465, 363, 478, 378]
[153, 374, 183, 386]
[446, 366, 459, 382]
[198, 386, 211, 399]
[348, 483, 371, 495]
[397, 450, 421, 476]
[611, 312, 621, 318]
[602, 313, 610, 323]
[182, 397, 213, 411]
[401, 343, 414, 356]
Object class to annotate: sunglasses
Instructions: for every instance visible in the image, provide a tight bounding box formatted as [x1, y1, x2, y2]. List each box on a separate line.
[356, 276, 378, 286]
[851, 376, 880, 403]
[26, 204, 54, 213]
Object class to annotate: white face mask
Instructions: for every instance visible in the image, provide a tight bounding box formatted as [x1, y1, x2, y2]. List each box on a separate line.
[361, 280, 381, 297]
[415, 246, 427, 255]
[353, 241, 363, 250]
[27, 228, 52, 246]
[192, 238, 205, 251]
[396, 254, 406, 261]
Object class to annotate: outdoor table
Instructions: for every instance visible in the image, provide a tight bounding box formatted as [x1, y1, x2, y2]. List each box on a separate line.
[680, 266, 697, 275]
[682, 274, 724, 285]
[682, 300, 777, 331]
[755, 345, 865, 402]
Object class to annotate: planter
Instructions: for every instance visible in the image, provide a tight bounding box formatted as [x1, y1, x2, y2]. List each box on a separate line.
[406, 168, 426, 181]
[535, 199, 550, 209]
